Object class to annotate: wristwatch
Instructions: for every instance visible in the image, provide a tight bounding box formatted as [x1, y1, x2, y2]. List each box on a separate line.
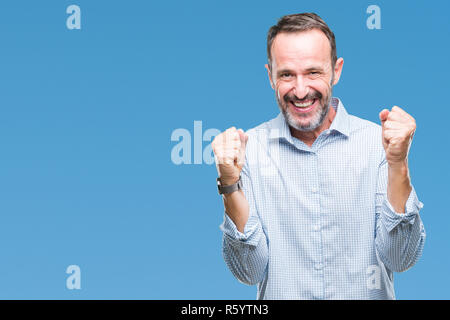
[217, 176, 242, 195]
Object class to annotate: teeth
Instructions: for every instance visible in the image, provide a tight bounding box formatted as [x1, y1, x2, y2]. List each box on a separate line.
[294, 100, 314, 108]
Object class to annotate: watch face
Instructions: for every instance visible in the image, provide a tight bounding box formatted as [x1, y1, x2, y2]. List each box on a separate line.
[217, 179, 222, 194]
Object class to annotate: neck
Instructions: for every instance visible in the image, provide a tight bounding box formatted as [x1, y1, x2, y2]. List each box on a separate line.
[289, 105, 336, 147]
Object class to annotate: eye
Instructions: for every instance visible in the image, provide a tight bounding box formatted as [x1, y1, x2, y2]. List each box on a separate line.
[280, 73, 293, 78]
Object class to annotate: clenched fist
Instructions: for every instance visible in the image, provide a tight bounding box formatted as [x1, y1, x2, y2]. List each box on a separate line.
[379, 106, 416, 165]
[212, 127, 248, 186]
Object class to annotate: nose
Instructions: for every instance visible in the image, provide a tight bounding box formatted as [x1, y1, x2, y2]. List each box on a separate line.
[292, 75, 309, 99]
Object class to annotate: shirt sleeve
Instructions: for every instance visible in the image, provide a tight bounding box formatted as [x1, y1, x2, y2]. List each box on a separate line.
[219, 161, 269, 285]
[375, 154, 426, 273]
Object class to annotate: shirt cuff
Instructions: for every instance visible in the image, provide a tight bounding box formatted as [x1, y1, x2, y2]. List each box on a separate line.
[381, 186, 424, 233]
[219, 211, 262, 247]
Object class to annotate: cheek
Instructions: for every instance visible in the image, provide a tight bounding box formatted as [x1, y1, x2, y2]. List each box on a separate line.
[319, 76, 333, 89]
[311, 78, 332, 97]
[275, 82, 292, 100]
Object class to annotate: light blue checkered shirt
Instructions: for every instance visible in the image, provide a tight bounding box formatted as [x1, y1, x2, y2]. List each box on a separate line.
[219, 97, 425, 299]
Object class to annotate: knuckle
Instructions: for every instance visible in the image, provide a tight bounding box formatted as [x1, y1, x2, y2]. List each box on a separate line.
[214, 132, 225, 142]
[224, 158, 234, 165]
[215, 156, 224, 164]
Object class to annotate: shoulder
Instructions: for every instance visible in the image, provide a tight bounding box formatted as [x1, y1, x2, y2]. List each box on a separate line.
[348, 114, 381, 136]
[347, 113, 385, 163]
[242, 115, 281, 168]
[246, 115, 278, 134]
[347, 114, 383, 147]
[245, 114, 280, 144]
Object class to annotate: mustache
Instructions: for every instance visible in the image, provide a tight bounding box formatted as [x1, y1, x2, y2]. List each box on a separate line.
[283, 91, 322, 103]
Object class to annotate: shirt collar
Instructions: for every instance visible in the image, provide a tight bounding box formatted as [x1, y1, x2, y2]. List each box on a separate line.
[269, 97, 350, 143]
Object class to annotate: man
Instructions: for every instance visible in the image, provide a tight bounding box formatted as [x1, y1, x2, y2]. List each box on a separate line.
[212, 13, 425, 299]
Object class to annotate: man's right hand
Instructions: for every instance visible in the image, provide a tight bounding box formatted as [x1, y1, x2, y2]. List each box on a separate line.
[212, 127, 248, 186]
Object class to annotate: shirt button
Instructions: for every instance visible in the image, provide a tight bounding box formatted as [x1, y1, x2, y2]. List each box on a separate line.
[311, 187, 318, 193]
[314, 263, 323, 270]
[312, 225, 320, 232]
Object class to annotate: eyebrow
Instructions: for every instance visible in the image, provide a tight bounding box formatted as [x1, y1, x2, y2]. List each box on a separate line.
[276, 69, 293, 76]
[304, 66, 324, 72]
[277, 66, 324, 76]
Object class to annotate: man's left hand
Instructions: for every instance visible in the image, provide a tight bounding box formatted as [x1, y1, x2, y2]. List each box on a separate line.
[379, 106, 416, 166]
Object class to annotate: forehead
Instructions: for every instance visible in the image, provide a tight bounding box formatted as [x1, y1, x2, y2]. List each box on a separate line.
[271, 29, 331, 69]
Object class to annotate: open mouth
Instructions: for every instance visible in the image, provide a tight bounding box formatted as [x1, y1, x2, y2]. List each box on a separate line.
[290, 98, 317, 113]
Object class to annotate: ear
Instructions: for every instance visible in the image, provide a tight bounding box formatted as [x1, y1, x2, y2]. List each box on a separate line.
[332, 57, 344, 86]
[265, 64, 275, 90]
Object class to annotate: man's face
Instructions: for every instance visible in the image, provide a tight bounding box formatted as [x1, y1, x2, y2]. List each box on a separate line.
[266, 29, 343, 132]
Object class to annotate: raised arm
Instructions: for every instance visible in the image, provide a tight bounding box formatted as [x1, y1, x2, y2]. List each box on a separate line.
[212, 128, 269, 285]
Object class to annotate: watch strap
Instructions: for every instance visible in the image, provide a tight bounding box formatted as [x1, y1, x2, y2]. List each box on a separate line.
[217, 176, 242, 195]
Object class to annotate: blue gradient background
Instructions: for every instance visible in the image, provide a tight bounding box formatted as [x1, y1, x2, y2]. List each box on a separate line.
[0, 0, 448, 299]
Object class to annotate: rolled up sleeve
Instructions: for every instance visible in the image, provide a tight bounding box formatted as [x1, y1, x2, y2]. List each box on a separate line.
[375, 156, 426, 273]
[219, 163, 269, 285]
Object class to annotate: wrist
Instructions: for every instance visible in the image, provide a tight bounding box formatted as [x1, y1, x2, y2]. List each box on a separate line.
[388, 159, 411, 184]
[388, 159, 408, 171]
